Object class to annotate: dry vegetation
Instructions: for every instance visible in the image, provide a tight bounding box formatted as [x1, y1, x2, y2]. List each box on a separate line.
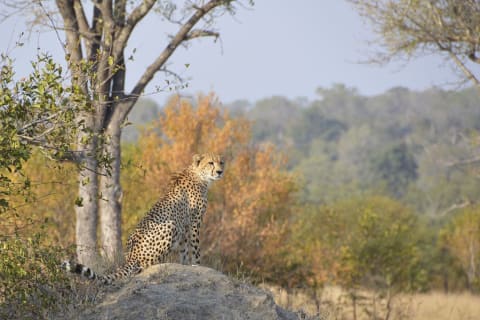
[264, 285, 480, 320]
[407, 292, 480, 320]
[4, 93, 480, 318]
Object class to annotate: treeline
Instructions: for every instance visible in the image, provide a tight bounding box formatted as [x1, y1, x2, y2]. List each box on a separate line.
[229, 84, 480, 209]
[226, 84, 480, 292]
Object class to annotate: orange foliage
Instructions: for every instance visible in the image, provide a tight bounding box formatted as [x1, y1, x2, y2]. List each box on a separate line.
[138, 94, 250, 189]
[122, 94, 298, 283]
[2, 94, 302, 286]
[0, 153, 77, 246]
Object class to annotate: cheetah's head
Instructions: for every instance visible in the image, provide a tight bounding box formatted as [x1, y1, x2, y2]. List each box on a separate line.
[192, 153, 225, 182]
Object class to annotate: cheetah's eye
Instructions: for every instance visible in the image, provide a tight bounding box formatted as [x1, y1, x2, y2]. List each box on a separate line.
[220, 161, 224, 165]
[208, 161, 214, 165]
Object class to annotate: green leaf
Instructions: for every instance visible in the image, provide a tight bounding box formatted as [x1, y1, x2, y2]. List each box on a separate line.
[74, 197, 84, 207]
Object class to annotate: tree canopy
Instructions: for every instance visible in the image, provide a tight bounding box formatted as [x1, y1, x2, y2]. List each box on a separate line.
[350, 0, 480, 89]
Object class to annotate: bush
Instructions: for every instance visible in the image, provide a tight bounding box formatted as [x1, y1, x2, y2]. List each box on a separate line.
[441, 205, 480, 292]
[121, 95, 299, 285]
[291, 196, 429, 291]
[0, 232, 74, 319]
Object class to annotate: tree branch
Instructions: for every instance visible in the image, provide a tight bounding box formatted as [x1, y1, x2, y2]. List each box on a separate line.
[131, 1, 223, 97]
[447, 50, 480, 91]
[109, 0, 225, 128]
[17, 111, 63, 133]
[88, 3, 103, 62]
[444, 155, 480, 168]
[185, 29, 220, 41]
[93, 0, 115, 129]
[99, 0, 114, 27]
[55, 0, 87, 94]
[468, 51, 480, 64]
[112, 0, 156, 62]
[159, 67, 185, 83]
[113, 0, 127, 25]
[439, 200, 471, 217]
[103, 54, 126, 129]
[125, 0, 155, 26]
[72, 0, 91, 54]
[351, 0, 480, 90]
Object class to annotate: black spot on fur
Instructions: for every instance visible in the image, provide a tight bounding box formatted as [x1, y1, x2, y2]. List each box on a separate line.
[74, 264, 84, 274]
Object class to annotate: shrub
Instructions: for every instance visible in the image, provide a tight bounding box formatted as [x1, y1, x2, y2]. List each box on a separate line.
[0, 232, 74, 319]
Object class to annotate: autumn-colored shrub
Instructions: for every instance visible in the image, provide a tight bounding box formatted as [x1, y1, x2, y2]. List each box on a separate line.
[121, 94, 298, 283]
[0, 155, 79, 318]
[0, 152, 77, 246]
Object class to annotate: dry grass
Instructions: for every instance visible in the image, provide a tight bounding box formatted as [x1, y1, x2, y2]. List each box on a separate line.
[407, 292, 480, 320]
[262, 285, 480, 320]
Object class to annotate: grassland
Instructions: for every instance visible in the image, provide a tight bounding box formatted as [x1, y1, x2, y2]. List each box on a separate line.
[263, 285, 480, 320]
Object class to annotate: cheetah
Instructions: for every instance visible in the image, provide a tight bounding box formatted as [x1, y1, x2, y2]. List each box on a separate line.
[63, 153, 224, 284]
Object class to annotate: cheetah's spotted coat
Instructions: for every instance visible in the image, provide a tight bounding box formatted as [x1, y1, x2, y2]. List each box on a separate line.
[63, 153, 224, 284]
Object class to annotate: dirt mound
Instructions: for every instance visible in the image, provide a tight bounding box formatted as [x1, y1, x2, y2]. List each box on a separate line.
[75, 263, 304, 320]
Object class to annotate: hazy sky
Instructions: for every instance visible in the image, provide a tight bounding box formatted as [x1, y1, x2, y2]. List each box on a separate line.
[0, 1, 474, 104]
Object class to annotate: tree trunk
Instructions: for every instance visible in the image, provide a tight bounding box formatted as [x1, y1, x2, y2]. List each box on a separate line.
[75, 144, 99, 266]
[53, 0, 237, 266]
[99, 122, 123, 263]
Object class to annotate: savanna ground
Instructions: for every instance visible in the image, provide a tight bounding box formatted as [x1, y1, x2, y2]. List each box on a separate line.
[264, 285, 480, 320]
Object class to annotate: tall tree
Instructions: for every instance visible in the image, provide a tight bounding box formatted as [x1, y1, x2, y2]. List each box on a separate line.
[1, 0, 251, 266]
[350, 0, 480, 90]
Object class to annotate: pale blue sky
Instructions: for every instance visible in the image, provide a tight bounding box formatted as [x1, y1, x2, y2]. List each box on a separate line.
[0, 1, 473, 104]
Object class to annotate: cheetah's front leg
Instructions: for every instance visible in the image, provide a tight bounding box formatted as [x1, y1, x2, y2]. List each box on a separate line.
[188, 222, 201, 265]
[178, 235, 189, 265]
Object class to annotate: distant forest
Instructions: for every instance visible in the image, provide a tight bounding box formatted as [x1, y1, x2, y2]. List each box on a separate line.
[126, 84, 480, 218]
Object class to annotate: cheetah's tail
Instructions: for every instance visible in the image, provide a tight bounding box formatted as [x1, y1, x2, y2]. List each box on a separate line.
[61, 260, 142, 285]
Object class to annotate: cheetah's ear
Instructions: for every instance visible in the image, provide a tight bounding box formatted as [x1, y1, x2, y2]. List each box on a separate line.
[192, 154, 204, 167]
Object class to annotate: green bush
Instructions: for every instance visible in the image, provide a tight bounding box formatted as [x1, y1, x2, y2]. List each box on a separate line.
[0, 232, 74, 319]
